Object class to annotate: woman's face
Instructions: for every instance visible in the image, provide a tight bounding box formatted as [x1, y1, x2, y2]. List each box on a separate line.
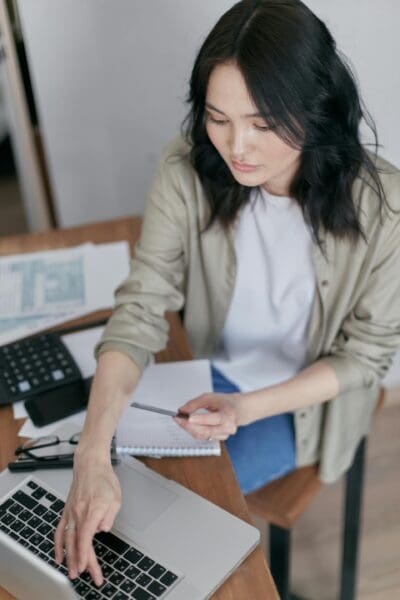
[205, 62, 301, 196]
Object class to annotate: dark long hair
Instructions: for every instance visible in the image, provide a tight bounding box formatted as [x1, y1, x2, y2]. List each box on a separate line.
[184, 0, 386, 243]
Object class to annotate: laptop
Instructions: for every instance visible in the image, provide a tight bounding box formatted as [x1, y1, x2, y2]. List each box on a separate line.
[0, 424, 259, 600]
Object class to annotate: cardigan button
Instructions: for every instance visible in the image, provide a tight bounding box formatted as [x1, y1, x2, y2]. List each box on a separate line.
[321, 280, 329, 287]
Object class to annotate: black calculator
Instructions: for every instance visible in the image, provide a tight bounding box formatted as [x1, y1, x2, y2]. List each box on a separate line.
[0, 332, 83, 406]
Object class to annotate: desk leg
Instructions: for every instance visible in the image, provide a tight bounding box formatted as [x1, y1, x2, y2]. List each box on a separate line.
[270, 524, 291, 600]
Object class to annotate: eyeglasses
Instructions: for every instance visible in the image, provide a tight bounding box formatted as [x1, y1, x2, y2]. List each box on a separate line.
[9, 433, 119, 472]
[15, 433, 81, 462]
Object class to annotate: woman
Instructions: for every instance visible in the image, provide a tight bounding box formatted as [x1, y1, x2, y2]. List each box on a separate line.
[55, 0, 400, 585]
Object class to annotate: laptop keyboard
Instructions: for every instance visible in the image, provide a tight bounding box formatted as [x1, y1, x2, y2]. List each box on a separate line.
[0, 478, 180, 599]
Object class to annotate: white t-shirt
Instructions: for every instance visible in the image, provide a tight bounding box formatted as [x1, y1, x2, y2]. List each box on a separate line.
[212, 187, 316, 392]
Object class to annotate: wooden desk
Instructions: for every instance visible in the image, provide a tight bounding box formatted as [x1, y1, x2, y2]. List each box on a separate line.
[0, 217, 277, 600]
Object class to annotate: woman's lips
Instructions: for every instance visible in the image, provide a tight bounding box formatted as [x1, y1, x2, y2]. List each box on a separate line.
[231, 160, 259, 173]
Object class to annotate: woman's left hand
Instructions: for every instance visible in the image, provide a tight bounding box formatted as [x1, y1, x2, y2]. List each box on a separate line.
[174, 392, 244, 441]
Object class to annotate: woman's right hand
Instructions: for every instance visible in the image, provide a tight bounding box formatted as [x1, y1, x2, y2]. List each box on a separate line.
[54, 456, 121, 586]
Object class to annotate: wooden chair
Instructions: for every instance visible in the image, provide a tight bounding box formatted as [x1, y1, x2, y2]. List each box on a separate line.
[245, 390, 386, 600]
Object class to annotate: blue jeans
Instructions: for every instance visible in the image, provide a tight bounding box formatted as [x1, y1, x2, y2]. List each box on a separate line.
[211, 365, 296, 495]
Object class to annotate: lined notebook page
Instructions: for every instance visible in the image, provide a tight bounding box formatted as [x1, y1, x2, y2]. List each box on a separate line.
[116, 360, 220, 456]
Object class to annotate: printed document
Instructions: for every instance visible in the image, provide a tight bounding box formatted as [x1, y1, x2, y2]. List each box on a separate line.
[0, 242, 130, 345]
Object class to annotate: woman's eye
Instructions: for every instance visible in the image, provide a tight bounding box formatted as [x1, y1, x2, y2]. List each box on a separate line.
[254, 124, 270, 132]
[208, 115, 228, 126]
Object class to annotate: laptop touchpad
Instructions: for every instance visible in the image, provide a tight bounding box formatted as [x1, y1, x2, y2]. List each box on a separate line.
[115, 461, 178, 532]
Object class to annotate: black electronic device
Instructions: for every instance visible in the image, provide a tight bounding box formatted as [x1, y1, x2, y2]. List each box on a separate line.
[0, 332, 83, 406]
[23, 378, 89, 426]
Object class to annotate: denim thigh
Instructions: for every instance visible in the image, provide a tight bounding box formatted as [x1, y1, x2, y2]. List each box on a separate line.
[211, 365, 296, 495]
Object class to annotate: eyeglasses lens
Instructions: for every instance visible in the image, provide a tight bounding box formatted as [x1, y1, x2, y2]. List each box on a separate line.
[22, 435, 59, 450]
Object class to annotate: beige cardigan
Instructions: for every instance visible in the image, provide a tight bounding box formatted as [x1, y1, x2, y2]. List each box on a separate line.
[96, 136, 400, 483]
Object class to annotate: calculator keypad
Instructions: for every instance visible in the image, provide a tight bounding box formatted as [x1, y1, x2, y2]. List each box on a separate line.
[0, 333, 82, 405]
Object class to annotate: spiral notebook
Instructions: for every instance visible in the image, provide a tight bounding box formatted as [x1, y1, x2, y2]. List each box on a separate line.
[116, 360, 221, 457]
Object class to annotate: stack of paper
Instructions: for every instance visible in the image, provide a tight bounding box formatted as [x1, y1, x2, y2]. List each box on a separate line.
[0, 241, 130, 346]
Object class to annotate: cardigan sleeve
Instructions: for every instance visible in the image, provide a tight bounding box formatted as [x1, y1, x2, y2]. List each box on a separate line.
[323, 173, 400, 393]
[94, 143, 189, 371]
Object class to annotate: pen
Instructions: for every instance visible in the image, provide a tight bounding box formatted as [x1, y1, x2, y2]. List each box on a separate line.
[7, 457, 120, 472]
[130, 401, 190, 419]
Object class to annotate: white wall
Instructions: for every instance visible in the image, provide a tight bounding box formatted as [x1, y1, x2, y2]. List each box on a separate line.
[306, 0, 400, 161]
[17, 0, 400, 227]
[17, 0, 233, 226]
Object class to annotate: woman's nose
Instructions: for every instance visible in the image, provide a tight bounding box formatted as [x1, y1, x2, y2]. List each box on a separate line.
[230, 128, 249, 160]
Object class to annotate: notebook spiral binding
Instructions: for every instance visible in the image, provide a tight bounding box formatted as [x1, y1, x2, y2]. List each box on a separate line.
[115, 445, 220, 457]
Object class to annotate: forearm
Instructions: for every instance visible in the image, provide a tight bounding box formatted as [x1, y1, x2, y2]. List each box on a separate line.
[238, 359, 339, 425]
[75, 351, 141, 463]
